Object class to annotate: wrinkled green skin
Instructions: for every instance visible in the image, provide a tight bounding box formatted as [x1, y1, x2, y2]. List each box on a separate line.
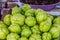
[53, 17, 60, 35]
[19, 37, 28, 40]
[39, 20, 51, 32]
[29, 34, 42, 40]
[31, 25, 41, 34]
[0, 21, 9, 39]
[8, 24, 21, 34]
[25, 16, 36, 26]
[4, 14, 11, 25]
[21, 27, 31, 37]
[0, 22, 9, 39]
[50, 27, 59, 38]
[22, 4, 31, 12]
[35, 9, 45, 15]
[25, 9, 35, 17]
[0, 28, 9, 39]
[47, 14, 54, 21]
[36, 11, 48, 23]
[53, 17, 60, 24]
[22, 25, 30, 30]
[42, 32, 51, 40]
[12, 6, 21, 15]
[11, 14, 25, 25]
[0, 21, 7, 28]
[53, 23, 60, 36]
[7, 33, 19, 40]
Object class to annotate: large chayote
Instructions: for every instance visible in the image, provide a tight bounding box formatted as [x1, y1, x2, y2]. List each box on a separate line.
[8, 24, 21, 34]
[50, 27, 60, 38]
[11, 14, 25, 25]
[4, 14, 11, 25]
[12, 6, 21, 15]
[29, 34, 42, 40]
[25, 16, 36, 26]
[7, 33, 19, 40]
[31, 25, 41, 34]
[19, 37, 28, 40]
[42, 32, 52, 40]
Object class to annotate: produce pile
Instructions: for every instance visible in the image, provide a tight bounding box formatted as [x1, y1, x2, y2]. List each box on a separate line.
[0, 4, 60, 40]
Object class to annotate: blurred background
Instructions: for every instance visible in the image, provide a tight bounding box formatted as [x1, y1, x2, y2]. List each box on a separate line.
[0, 0, 60, 20]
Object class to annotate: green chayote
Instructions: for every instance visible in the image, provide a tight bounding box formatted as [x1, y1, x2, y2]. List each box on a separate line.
[47, 14, 54, 21]
[21, 28, 31, 37]
[50, 27, 59, 38]
[8, 24, 21, 34]
[7, 33, 19, 40]
[22, 25, 30, 30]
[25, 16, 36, 26]
[0, 27, 9, 39]
[31, 25, 41, 34]
[25, 9, 35, 17]
[11, 14, 25, 25]
[22, 4, 31, 12]
[12, 6, 21, 15]
[29, 34, 42, 40]
[0, 21, 9, 39]
[39, 20, 51, 32]
[53, 17, 60, 24]
[0, 21, 7, 28]
[35, 9, 45, 15]
[36, 11, 48, 23]
[42, 32, 52, 40]
[19, 37, 28, 40]
[4, 14, 11, 25]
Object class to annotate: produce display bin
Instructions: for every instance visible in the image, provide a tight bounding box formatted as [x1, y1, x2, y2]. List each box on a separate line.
[20, 0, 60, 11]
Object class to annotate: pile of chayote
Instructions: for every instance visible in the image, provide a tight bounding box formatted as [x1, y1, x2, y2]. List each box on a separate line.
[0, 4, 60, 40]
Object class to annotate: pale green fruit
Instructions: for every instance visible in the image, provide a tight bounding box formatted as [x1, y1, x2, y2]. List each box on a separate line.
[7, 33, 19, 40]
[29, 34, 42, 40]
[25, 9, 35, 17]
[21, 28, 31, 37]
[9, 24, 21, 34]
[50, 27, 60, 38]
[18, 37, 28, 40]
[22, 4, 31, 12]
[12, 6, 21, 15]
[31, 25, 41, 34]
[25, 16, 36, 26]
[11, 14, 25, 25]
[42, 32, 52, 40]
[4, 14, 11, 25]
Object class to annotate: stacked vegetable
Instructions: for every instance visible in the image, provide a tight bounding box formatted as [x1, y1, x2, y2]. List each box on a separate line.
[0, 4, 60, 40]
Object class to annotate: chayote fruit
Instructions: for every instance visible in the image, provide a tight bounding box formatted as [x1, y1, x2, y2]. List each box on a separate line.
[50, 27, 60, 38]
[11, 14, 25, 25]
[4, 14, 11, 25]
[7, 33, 19, 40]
[36, 11, 48, 23]
[25, 9, 35, 17]
[22, 4, 31, 12]
[31, 25, 41, 34]
[8, 24, 21, 34]
[39, 20, 51, 32]
[0, 27, 9, 39]
[19, 37, 28, 40]
[29, 34, 42, 40]
[25, 16, 36, 26]
[42, 32, 52, 40]
[12, 6, 21, 15]
[21, 27, 31, 37]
